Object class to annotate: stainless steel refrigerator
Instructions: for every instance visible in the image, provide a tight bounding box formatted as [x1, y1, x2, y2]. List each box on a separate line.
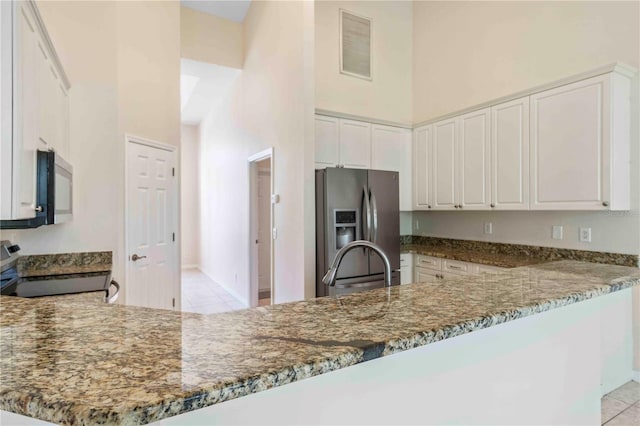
[316, 168, 400, 297]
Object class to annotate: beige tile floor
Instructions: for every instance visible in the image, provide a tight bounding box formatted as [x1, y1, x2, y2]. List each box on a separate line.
[602, 381, 640, 425]
[181, 268, 246, 314]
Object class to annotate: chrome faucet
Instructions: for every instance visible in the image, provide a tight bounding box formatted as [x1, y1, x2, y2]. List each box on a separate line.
[322, 240, 392, 288]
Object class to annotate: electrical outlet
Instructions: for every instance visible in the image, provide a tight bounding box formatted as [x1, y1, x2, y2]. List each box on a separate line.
[484, 222, 493, 234]
[579, 227, 592, 243]
[552, 225, 563, 240]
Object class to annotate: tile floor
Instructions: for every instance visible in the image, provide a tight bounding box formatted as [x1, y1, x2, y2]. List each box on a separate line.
[181, 268, 246, 314]
[602, 381, 640, 425]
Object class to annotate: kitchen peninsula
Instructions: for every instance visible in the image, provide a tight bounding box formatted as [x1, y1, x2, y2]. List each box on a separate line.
[1, 261, 638, 425]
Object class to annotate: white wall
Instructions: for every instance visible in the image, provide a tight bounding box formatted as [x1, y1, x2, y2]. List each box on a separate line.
[7, 1, 181, 306]
[199, 1, 315, 305]
[181, 124, 199, 268]
[413, 1, 640, 122]
[315, 0, 413, 125]
[180, 6, 243, 70]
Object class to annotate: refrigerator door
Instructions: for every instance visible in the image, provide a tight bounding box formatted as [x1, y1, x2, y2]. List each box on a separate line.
[367, 170, 401, 275]
[325, 168, 369, 280]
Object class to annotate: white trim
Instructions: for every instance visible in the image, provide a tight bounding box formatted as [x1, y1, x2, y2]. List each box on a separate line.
[315, 109, 412, 129]
[248, 147, 275, 308]
[414, 62, 637, 128]
[124, 134, 180, 310]
[125, 133, 177, 152]
[632, 370, 640, 383]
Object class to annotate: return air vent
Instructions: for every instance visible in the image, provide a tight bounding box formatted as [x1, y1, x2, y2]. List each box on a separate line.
[340, 9, 371, 80]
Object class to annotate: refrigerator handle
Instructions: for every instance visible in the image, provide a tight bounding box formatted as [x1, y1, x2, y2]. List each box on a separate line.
[362, 185, 371, 243]
[370, 189, 378, 244]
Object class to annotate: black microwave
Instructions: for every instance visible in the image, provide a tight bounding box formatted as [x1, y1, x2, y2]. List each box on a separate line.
[0, 151, 73, 229]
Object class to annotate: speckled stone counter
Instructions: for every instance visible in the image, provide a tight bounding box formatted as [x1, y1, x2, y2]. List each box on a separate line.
[401, 236, 639, 268]
[1, 261, 638, 425]
[16, 251, 112, 278]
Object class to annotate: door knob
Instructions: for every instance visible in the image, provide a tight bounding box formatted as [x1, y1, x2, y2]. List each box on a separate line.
[131, 254, 147, 262]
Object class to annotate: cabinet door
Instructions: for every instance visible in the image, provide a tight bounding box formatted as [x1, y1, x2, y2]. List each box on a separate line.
[413, 125, 432, 210]
[339, 119, 371, 169]
[458, 108, 491, 209]
[371, 124, 412, 210]
[14, 4, 39, 219]
[530, 75, 609, 210]
[36, 38, 53, 151]
[414, 267, 439, 284]
[314, 115, 339, 169]
[491, 97, 529, 210]
[432, 118, 457, 210]
[56, 83, 69, 159]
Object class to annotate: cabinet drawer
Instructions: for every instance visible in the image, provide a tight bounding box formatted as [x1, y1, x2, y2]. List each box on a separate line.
[442, 259, 472, 275]
[415, 255, 441, 271]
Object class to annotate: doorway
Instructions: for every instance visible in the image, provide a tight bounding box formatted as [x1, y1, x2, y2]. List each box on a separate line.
[249, 148, 274, 308]
[125, 135, 180, 310]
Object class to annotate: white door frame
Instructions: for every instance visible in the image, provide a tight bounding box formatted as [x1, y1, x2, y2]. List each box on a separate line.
[248, 147, 274, 307]
[124, 134, 180, 309]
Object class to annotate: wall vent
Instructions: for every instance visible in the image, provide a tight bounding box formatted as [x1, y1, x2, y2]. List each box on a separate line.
[340, 9, 372, 80]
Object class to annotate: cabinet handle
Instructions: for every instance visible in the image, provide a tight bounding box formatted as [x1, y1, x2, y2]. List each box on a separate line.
[448, 265, 463, 270]
[34, 206, 43, 212]
[428, 205, 431, 209]
[490, 204, 495, 208]
[602, 201, 609, 207]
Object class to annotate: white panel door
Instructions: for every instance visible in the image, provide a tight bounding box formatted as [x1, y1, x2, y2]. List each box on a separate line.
[530, 75, 609, 210]
[458, 108, 491, 209]
[126, 139, 179, 310]
[491, 97, 529, 210]
[432, 119, 457, 210]
[14, 3, 39, 219]
[314, 115, 339, 169]
[371, 124, 412, 210]
[257, 168, 271, 294]
[339, 119, 371, 169]
[413, 125, 432, 210]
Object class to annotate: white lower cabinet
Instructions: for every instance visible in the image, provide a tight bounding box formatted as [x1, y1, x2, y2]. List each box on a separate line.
[412, 254, 506, 284]
[400, 253, 413, 284]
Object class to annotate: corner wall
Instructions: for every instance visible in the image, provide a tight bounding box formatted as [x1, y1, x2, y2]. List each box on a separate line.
[198, 0, 315, 305]
[181, 124, 200, 268]
[8, 1, 181, 306]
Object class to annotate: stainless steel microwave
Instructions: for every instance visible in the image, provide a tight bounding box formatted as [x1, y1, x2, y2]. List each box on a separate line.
[0, 150, 72, 229]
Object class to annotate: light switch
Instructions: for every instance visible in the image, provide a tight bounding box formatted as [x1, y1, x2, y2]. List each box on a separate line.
[552, 225, 563, 240]
[272, 228, 278, 240]
[271, 194, 280, 204]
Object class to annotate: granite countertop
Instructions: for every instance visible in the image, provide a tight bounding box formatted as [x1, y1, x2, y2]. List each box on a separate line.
[402, 244, 539, 268]
[16, 251, 112, 278]
[1, 261, 639, 425]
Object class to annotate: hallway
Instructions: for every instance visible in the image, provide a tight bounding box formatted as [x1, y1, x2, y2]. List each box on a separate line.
[181, 268, 245, 314]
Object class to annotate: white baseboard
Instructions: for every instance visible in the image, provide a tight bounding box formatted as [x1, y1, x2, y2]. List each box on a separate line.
[181, 264, 199, 270]
[633, 370, 640, 383]
[198, 267, 247, 307]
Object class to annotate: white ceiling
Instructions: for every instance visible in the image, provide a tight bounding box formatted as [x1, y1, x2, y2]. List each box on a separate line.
[181, 59, 241, 125]
[181, 0, 251, 23]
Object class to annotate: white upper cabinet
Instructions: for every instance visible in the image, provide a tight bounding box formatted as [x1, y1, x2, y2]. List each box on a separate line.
[530, 73, 630, 210]
[491, 97, 529, 210]
[371, 124, 412, 211]
[314, 115, 339, 169]
[413, 125, 432, 210]
[14, 3, 40, 219]
[458, 108, 491, 209]
[432, 118, 457, 210]
[339, 119, 371, 169]
[1, 1, 70, 221]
